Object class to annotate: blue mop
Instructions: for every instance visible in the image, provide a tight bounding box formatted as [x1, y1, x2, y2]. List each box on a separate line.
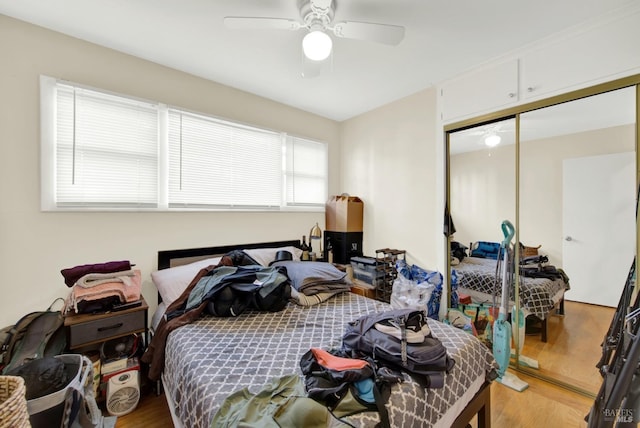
[493, 220, 529, 391]
[510, 306, 540, 369]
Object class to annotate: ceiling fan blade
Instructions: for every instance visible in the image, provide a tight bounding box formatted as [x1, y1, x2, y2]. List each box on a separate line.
[223, 17, 302, 31]
[331, 21, 405, 45]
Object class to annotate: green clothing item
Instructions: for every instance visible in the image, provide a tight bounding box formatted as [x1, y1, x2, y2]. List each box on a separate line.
[211, 375, 351, 428]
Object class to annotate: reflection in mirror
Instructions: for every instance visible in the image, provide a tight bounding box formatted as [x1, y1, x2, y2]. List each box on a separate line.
[449, 118, 517, 247]
[518, 87, 636, 394]
[448, 118, 516, 352]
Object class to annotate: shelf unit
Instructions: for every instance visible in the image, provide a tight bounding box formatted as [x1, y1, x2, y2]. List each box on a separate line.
[374, 248, 406, 303]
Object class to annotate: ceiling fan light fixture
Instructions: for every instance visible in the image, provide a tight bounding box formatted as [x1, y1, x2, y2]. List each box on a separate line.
[303, 30, 332, 61]
[484, 134, 501, 147]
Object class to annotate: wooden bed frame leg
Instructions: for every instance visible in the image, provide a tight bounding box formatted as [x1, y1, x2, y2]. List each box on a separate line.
[451, 382, 491, 428]
[558, 297, 565, 315]
[478, 387, 491, 428]
[540, 297, 565, 343]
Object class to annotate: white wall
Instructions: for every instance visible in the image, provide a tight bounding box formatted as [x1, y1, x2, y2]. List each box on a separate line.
[450, 124, 635, 266]
[0, 15, 341, 326]
[449, 144, 517, 247]
[5, 9, 632, 330]
[519, 125, 635, 265]
[340, 89, 439, 269]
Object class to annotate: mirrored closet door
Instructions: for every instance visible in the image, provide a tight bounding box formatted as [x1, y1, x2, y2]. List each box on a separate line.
[448, 117, 516, 252]
[517, 86, 637, 394]
[446, 76, 639, 395]
[447, 118, 516, 348]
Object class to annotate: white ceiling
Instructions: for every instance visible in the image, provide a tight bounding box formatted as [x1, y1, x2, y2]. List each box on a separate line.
[0, 0, 635, 121]
[450, 86, 637, 155]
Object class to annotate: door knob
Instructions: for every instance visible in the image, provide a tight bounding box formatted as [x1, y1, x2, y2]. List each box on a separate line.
[565, 236, 573, 241]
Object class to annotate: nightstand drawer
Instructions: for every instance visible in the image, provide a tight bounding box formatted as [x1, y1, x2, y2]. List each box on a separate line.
[68, 310, 145, 349]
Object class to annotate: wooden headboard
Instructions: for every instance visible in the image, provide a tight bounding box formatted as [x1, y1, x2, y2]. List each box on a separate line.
[157, 240, 301, 270]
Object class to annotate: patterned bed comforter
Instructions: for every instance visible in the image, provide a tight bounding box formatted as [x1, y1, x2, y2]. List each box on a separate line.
[454, 256, 568, 319]
[162, 292, 497, 428]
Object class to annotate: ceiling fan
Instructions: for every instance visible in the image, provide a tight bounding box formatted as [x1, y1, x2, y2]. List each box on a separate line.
[223, 0, 405, 77]
[456, 122, 516, 149]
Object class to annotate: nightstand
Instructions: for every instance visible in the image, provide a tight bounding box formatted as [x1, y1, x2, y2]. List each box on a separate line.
[64, 297, 148, 350]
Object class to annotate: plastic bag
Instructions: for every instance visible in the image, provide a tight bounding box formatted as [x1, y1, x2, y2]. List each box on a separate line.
[390, 275, 435, 311]
[392, 260, 444, 319]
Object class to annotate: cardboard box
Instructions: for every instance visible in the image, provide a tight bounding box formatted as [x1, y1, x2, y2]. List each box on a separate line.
[101, 356, 129, 375]
[325, 195, 363, 232]
[351, 279, 376, 299]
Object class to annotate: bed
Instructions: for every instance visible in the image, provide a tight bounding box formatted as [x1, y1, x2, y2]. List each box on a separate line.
[148, 240, 498, 428]
[453, 255, 568, 342]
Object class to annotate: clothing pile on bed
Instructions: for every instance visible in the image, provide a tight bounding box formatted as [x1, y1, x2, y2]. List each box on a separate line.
[144, 248, 353, 380]
[212, 347, 399, 427]
[61, 260, 142, 314]
[519, 254, 570, 282]
[271, 259, 352, 306]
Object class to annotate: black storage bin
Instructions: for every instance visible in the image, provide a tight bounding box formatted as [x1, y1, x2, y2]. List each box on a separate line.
[324, 231, 363, 264]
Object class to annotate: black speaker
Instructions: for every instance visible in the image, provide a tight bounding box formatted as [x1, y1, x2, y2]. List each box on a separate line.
[324, 231, 363, 265]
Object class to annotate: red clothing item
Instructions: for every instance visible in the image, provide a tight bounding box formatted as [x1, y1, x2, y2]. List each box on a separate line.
[311, 347, 369, 371]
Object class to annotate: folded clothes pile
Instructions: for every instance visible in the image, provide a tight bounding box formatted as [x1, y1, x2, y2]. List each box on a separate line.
[61, 260, 141, 314]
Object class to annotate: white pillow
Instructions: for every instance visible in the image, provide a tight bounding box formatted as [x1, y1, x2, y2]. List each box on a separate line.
[243, 246, 302, 266]
[151, 257, 221, 307]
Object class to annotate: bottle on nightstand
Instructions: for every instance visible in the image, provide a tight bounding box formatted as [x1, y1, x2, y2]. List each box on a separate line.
[326, 238, 334, 264]
[301, 235, 310, 261]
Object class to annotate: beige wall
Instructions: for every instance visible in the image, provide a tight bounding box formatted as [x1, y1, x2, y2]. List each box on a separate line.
[519, 125, 635, 265]
[339, 89, 440, 269]
[449, 144, 517, 248]
[451, 124, 635, 266]
[0, 15, 342, 325]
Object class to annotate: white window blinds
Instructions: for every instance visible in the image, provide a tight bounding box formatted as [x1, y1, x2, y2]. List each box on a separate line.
[285, 136, 328, 205]
[168, 111, 282, 208]
[54, 84, 158, 207]
[41, 76, 328, 211]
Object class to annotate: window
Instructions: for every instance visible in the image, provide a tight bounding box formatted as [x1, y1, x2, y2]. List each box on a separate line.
[285, 136, 328, 206]
[40, 76, 328, 211]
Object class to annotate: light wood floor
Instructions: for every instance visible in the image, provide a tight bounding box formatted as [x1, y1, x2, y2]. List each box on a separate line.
[114, 373, 596, 428]
[115, 301, 607, 427]
[520, 300, 614, 394]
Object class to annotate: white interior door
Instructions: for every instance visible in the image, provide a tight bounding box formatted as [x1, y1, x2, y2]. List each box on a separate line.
[562, 152, 636, 307]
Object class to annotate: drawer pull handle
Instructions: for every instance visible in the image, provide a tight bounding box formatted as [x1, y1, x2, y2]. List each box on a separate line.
[98, 322, 124, 332]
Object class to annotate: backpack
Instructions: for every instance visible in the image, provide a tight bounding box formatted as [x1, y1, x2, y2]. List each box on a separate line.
[299, 348, 401, 428]
[342, 308, 455, 388]
[204, 266, 291, 317]
[1, 298, 67, 374]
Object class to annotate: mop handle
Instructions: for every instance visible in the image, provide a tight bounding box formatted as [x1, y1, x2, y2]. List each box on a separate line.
[501, 220, 515, 247]
[500, 220, 515, 317]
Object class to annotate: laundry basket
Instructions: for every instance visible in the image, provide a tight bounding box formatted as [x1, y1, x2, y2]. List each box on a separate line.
[0, 375, 31, 428]
[26, 354, 88, 428]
